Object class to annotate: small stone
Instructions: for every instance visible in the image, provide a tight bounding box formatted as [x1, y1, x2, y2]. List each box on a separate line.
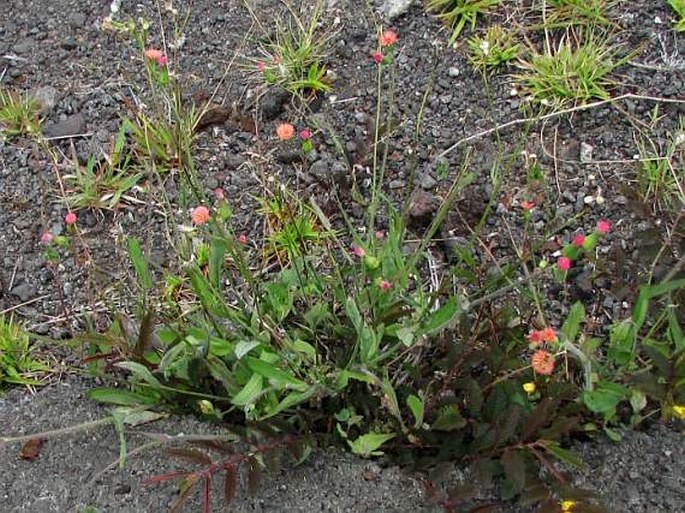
[69, 12, 87, 28]
[580, 142, 594, 163]
[61, 37, 78, 50]
[419, 173, 437, 190]
[260, 89, 291, 120]
[11, 283, 35, 302]
[447, 67, 460, 78]
[275, 149, 301, 165]
[381, 0, 414, 21]
[389, 179, 405, 189]
[42, 114, 87, 139]
[408, 189, 438, 227]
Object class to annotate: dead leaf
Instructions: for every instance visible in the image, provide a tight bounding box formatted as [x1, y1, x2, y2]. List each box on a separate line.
[19, 438, 45, 461]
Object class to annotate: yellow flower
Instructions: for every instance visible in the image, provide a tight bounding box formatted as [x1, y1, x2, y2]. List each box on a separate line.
[672, 404, 685, 420]
[523, 382, 536, 394]
[560, 499, 576, 512]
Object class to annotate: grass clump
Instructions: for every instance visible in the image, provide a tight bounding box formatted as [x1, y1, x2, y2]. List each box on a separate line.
[467, 25, 520, 73]
[0, 316, 51, 390]
[544, 0, 614, 28]
[425, 0, 500, 44]
[515, 30, 629, 106]
[669, 0, 685, 31]
[0, 88, 41, 139]
[250, 0, 335, 96]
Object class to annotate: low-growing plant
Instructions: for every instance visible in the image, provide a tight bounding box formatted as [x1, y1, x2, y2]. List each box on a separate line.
[0, 315, 51, 389]
[249, 0, 335, 96]
[425, 0, 500, 44]
[515, 30, 631, 107]
[63, 123, 144, 210]
[544, 0, 614, 28]
[467, 25, 521, 73]
[669, 0, 685, 31]
[0, 88, 41, 139]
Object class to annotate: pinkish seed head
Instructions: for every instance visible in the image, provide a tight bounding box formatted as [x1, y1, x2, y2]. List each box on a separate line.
[65, 212, 77, 225]
[572, 233, 586, 247]
[41, 232, 54, 243]
[596, 219, 612, 235]
[557, 256, 572, 271]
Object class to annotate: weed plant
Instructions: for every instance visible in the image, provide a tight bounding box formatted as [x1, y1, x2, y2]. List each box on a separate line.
[467, 25, 520, 73]
[0, 316, 51, 389]
[669, 0, 685, 31]
[544, 0, 614, 28]
[425, 0, 500, 44]
[0, 88, 41, 139]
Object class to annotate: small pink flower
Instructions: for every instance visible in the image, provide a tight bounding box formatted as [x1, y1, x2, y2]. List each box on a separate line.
[214, 188, 225, 201]
[257, 61, 266, 72]
[596, 219, 612, 235]
[572, 233, 586, 247]
[191, 206, 211, 225]
[372, 51, 384, 64]
[238, 234, 247, 244]
[527, 330, 544, 345]
[40, 232, 54, 243]
[379, 30, 398, 47]
[276, 123, 295, 141]
[557, 256, 572, 271]
[520, 200, 535, 211]
[351, 244, 366, 258]
[65, 212, 77, 225]
[375, 230, 385, 240]
[144, 48, 167, 67]
[378, 279, 392, 290]
[299, 128, 311, 140]
[531, 350, 555, 375]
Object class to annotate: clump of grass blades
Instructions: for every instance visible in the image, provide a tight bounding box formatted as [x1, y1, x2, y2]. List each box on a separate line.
[0, 88, 41, 139]
[0, 315, 51, 389]
[467, 25, 520, 73]
[669, 0, 685, 31]
[425, 0, 500, 44]
[515, 30, 630, 106]
[251, 1, 335, 95]
[544, 0, 615, 28]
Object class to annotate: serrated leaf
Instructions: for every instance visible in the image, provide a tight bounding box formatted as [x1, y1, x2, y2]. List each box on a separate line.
[165, 447, 213, 466]
[501, 450, 526, 493]
[431, 404, 466, 431]
[347, 432, 396, 457]
[224, 466, 237, 503]
[540, 440, 584, 469]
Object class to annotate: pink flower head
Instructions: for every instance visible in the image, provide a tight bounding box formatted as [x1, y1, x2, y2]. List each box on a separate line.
[379, 30, 398, 47]
[65, 212, 77, 225]
[540, 327, 557, 343]
[299, 128, 312, 140]
[378, 279, 392, 291]
[276, 123, 295, 141]
[238, 234, 247, 244]
[557, 256, 572, 271]
[351, 244, 366, 258]
[531, 350, 555, 375]
[372, 51, 384, 64]
[596, 219, 612, 235]
[144, 48, 167, 66]
[40, 232, 54, 244]
[257, 61, 266, 72]
[572, 233, 586, 247]
[375, 230, 385, 240]
[191, 206, 211, 225]
[214, 188, 225, 201]
[520, 200, 535, 211]
[527, 330, 544, 345]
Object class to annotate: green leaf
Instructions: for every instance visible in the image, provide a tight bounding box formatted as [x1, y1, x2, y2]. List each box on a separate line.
[608, 319, 635, 367]
[419, 296, 459, 336]
[540, 440, 584, 469]
[334, 369, 377, 390]
[583, 381, 628, 416]
[347, 432, 395, 458]
[127, 238, 152, 291]
[112, 406, 167, 426]
[381, 375, 402, 424]
[232, 374, 263, 406]
[235, 340, 261, 360]
[561, 302, 585, 342]
[260, 385, 319, 419]
[116, 361, 163, 389]
[88, 388, 158, 406]
[245, 356, 308, 391]
[407, 394, 425, 429]
[501, 450, 526, 493]
[431, 404, 466, 431]
[208, 238, 227, 289]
